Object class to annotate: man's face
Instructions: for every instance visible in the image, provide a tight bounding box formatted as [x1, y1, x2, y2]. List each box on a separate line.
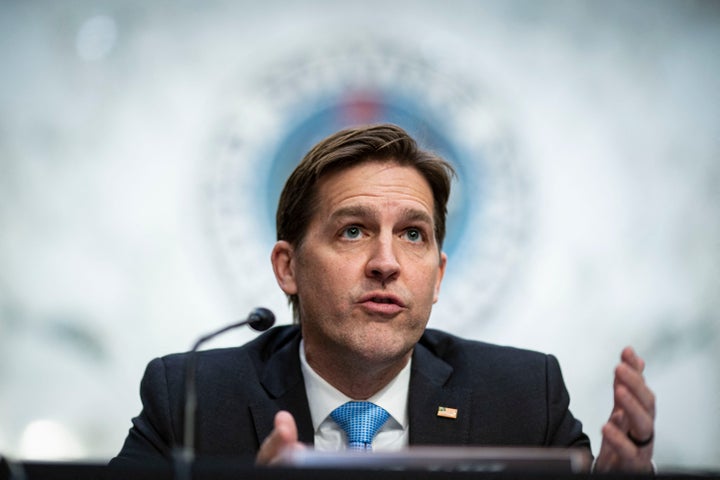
[272, 160, 447, 371]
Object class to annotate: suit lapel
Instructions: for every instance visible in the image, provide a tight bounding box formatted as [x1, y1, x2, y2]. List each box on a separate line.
[247, 328, 475, 448]
[249, 331, 315, 446]
[408, 341, 472, 445]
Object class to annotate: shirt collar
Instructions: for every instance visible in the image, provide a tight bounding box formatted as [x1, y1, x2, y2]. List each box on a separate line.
[299, 339, 411, 433]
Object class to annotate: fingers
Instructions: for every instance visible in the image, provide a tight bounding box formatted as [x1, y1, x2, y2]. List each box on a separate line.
[614, 348, 656, 440]
[614, 383, 655, 442]
[256, 411, 300, 465]
[609, 409, 628, 432]
[611, 347, 646, 414]
[615, 368, 649, 407]
[620, 346, 645, 374]
[596, 347, 655, 473]
[599, 420, 653, 472]
[274, 410, 299, 439]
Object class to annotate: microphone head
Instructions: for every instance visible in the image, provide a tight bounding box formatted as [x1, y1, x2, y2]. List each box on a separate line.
[247, 307, 275, 331]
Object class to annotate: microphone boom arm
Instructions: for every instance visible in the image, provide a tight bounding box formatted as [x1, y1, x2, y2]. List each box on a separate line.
[180, 307, 275, 464]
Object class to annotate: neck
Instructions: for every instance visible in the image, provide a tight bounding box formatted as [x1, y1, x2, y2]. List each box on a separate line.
[304, 343, 412, 400]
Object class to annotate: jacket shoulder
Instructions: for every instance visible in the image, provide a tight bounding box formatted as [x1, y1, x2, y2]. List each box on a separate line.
[419, 328, 549, 365]
[158, 324, 301, 371]
[417, 328, 563, 393]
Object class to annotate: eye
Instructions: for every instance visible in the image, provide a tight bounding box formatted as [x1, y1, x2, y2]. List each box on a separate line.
[341, 225, 362, 239]
[403, 228, 424, 243]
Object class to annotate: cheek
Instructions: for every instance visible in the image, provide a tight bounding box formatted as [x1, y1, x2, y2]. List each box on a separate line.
[296, 257, 348, 300]
[308, 252, 360, 281]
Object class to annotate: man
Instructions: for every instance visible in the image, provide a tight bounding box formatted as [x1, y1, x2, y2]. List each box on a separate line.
[113, 124, 655, 472]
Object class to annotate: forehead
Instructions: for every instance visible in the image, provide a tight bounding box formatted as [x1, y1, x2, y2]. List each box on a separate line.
[314, 161, 435, 216]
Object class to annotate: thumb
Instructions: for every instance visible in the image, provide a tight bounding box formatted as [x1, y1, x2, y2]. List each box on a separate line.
[256, 410, 299, 465]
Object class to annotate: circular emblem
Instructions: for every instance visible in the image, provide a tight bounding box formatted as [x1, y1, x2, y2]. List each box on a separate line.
[202, 40, 530, 329]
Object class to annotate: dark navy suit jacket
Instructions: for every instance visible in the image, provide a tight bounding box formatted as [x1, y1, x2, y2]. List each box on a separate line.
[112, 325, 591, 464]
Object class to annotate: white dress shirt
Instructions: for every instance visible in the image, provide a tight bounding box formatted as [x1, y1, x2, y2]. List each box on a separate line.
[299, 340, 411, 451]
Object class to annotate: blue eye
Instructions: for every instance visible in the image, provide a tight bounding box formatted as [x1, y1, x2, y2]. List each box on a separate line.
[404, 228, 423, 242]
[342, 226, 362, 239]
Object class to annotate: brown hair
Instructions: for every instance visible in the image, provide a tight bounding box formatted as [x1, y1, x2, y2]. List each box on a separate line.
[276, 123, 455, 319]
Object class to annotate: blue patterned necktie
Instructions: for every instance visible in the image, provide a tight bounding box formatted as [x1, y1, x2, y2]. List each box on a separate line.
[330, 401, 390, 451]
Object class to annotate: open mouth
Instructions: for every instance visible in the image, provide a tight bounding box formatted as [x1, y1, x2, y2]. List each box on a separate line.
[372, 297, 396, 304]
[359, 293, 405, 309]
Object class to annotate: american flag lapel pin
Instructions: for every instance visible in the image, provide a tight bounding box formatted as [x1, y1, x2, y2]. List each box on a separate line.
[436, 406, 458, 419]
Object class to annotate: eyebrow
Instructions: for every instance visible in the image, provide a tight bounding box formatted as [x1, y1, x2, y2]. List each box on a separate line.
[329, 205, 434, 226]
[401, 208, 434, 226]
[329, 205, 376, 223]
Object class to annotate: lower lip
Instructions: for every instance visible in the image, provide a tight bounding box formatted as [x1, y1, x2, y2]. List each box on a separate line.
[359, 301, 405, 316]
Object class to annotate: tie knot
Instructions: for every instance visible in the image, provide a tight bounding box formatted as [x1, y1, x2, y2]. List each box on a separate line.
[330, 401, 390, 451]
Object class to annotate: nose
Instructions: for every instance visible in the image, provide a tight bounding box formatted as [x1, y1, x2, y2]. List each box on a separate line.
[365, 235, 400, 284]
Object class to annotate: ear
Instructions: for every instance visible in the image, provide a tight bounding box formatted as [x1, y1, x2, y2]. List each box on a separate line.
[271, 240, 298, 295]
[433, 252, 448, 303]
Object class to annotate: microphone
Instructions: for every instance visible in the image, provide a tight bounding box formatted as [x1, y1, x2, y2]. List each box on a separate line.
[189, 307, 275, 352]
[178, 307, 275, 469]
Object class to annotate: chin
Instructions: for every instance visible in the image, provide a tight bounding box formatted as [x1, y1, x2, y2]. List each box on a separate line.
[349, 333, 416, 364]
